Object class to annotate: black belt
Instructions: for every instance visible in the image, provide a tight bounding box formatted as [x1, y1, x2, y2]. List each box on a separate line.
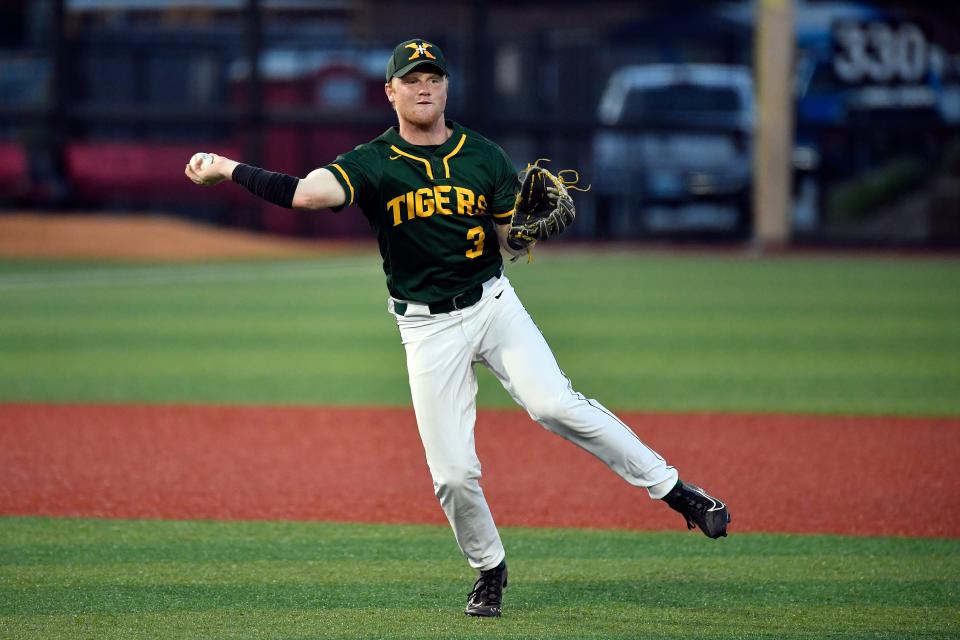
[394, 280, 490, 317]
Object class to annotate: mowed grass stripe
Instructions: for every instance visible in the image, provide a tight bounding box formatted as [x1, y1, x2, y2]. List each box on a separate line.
[1, 253, 959, 414]
[4, 578, 957, 614]
[0, 259, 381, 290]
[3, 518, 955, 561]
[8, 556, 956, 585]
[1, 518, 958, 639]
[6, 607, 958, 640]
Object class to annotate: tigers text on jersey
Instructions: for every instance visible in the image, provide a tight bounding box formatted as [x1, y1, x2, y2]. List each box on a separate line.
[325, 120, 517, 303]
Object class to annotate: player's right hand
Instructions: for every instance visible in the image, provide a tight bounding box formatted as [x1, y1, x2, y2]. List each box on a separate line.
[184, 152, 232, 186]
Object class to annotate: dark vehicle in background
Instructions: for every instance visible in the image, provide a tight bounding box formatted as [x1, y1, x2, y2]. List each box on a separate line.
[791, 7, 960, 240]
[591, 64, 754, 238]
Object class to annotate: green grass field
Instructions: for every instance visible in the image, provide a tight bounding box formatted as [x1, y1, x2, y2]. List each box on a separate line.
[1, 252, 959, 415]
[2, 518, 959, 639]
[2, 251, 960, 639]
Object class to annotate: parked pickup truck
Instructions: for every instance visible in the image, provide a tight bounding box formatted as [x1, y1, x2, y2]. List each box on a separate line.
[592, 63, 754, 237]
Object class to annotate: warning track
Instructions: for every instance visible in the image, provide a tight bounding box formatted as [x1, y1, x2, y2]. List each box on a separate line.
[1, 404, 957, 538]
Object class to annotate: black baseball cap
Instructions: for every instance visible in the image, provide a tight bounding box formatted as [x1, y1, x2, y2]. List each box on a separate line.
[385, 39, 448, 81]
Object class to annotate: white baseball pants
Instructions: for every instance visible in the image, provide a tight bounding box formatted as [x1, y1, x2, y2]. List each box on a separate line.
[390, 272, 678, 571]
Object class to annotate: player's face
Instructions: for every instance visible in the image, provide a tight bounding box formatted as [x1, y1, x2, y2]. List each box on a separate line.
[386, 70, 448, 128]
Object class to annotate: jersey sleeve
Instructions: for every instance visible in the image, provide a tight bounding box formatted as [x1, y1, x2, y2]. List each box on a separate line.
[490, 145, 519, 225]
[323, 144, 381, 212]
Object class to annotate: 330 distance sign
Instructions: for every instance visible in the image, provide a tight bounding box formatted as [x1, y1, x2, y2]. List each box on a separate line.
[831, 21, 943, 85]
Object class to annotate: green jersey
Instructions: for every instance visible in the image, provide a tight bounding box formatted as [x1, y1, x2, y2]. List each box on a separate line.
[324, 120, 517, 303]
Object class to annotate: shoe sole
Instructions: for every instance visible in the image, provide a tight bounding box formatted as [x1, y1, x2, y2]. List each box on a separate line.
[703, 509, 731, 539]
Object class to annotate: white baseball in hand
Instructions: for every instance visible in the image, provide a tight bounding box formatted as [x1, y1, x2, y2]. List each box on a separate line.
[191, 152, 214, 171]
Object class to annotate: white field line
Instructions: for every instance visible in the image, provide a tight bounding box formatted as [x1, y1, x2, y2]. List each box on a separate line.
[0, 261, 382, 291]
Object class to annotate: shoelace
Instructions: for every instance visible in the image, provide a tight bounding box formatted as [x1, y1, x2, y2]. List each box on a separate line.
[468, 568, 504, 605]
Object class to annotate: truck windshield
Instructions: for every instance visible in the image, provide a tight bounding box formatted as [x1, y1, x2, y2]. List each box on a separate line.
[622, 86, 741, 122]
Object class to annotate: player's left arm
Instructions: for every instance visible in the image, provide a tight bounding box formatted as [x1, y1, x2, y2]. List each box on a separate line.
[489, 146, 526, 259]
[495, 222, 526, 258]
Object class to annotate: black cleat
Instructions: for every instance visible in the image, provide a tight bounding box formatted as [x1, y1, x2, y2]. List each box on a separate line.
[663, 480, 730, 539]
[465, 560, 508, 617]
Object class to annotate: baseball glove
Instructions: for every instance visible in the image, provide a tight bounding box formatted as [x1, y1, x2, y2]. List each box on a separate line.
[507, 160, 583, 254]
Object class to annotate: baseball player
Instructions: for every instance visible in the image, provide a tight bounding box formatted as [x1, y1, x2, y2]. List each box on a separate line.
[185, 38, 729, 618]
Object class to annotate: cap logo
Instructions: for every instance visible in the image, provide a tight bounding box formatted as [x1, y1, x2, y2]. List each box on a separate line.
[405, 42, 436, 61]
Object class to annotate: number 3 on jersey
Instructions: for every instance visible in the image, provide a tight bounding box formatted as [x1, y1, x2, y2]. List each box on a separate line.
[466, 226, 485, 258]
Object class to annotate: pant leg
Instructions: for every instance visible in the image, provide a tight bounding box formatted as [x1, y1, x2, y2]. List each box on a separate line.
[475, 277, 679, 499]
[396, 310, 505, 571]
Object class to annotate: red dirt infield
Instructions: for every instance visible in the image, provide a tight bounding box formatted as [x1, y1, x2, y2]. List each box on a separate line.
[1, 403, 958, 538]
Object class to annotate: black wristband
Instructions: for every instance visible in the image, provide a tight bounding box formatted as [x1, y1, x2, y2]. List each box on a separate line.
[231, 164, 299, 209]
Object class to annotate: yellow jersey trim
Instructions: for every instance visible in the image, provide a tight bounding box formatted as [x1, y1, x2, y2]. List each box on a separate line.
[389, 146, 434, 181]
[330, 163, 355, 206]
[442, 134, 467, 178]
[493, 208, 514, 219]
